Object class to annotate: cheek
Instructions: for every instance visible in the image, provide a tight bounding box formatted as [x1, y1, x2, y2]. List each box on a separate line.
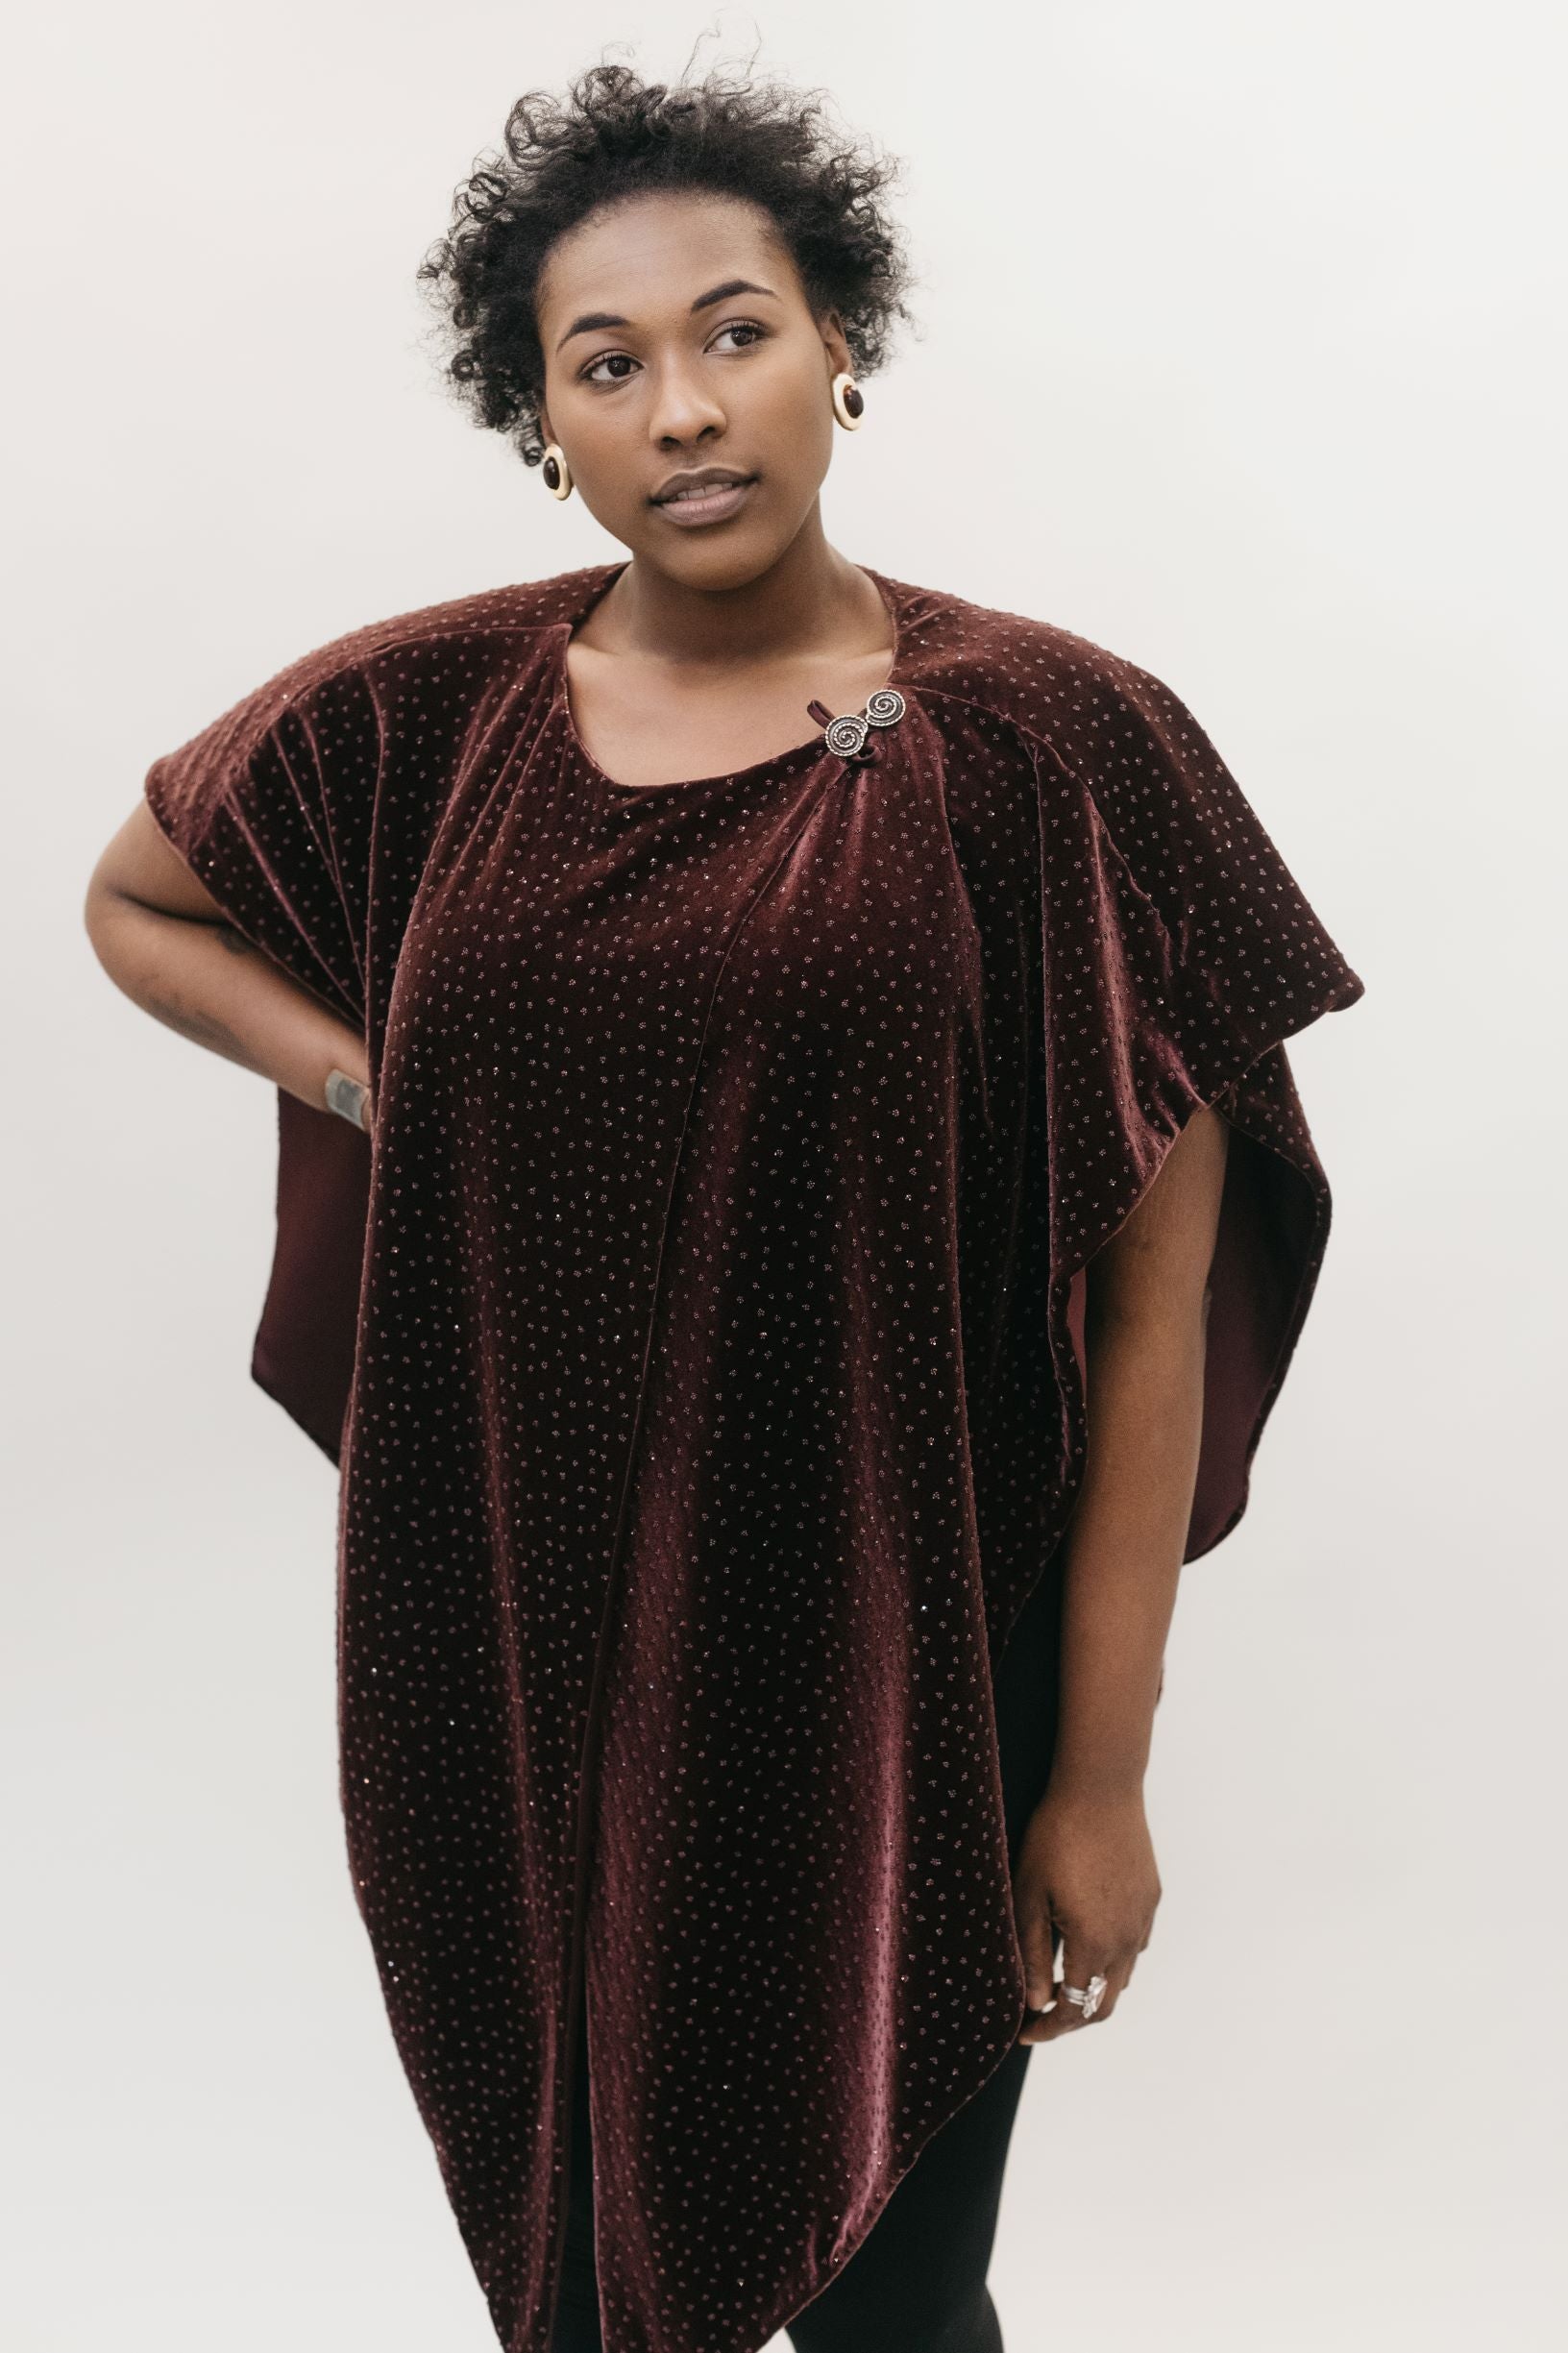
[552, 406, 650, 521]
[750, 365, 834, 487]
[776, 353, 831, 431]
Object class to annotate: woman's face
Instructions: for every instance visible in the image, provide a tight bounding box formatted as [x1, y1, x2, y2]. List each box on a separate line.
[532, 190, 852, 587]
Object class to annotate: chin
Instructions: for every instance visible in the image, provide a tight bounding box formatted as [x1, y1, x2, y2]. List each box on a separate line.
[639, 525, 781, 588]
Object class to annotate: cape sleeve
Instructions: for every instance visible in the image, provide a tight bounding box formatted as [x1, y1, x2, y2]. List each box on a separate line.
[142, 648, 380, 1465]
[1029, 648, 1366, 1558]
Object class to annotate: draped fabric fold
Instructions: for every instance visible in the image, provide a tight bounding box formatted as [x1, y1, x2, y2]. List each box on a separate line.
[1019, 648, 1365, 1564]
[140, 561, 1362, 2353]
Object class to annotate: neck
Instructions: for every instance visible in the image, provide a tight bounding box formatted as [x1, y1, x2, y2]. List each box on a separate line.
[590, 512, 890, 672]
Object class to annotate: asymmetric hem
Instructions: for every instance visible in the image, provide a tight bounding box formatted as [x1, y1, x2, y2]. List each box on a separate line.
[141, 558, 1363, 2353]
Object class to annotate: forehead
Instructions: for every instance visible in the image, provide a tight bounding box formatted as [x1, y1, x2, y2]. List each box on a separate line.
[536, 191, 796, 331]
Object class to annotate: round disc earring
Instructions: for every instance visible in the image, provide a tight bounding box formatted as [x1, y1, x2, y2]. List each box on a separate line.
[540, 442, 574, 500]
[830, 371, 865, 430]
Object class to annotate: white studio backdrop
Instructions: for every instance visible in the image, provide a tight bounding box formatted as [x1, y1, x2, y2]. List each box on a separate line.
[4, 4, 1563, 2348]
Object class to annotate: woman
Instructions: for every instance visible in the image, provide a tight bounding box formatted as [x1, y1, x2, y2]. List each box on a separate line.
[85, 59, 1363, 2353]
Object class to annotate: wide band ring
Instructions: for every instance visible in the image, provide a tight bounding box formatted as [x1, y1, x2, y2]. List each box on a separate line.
[1061, 1973, 1108, 2021]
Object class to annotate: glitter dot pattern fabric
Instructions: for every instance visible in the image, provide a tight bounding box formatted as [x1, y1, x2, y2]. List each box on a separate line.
[141, 558, 1364, 2353]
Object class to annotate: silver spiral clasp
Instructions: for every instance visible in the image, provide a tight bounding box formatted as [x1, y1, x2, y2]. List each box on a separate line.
[812, 686, 907, 767]
[825, 710, 871, 758]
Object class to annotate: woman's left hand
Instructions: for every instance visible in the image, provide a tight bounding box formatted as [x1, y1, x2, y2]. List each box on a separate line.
[1012, 1784, 1162, 2045]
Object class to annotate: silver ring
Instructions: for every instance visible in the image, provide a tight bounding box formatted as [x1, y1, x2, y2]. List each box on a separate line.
[1061, 1973, 1108, 2021]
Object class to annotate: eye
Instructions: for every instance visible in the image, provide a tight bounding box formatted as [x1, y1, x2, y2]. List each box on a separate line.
[579, 350, 639, 386]
[577, 318, 772, 386]
[711, 319, 769, 353]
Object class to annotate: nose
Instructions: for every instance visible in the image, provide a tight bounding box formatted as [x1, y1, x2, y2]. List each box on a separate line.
[645, 353, 728, 448]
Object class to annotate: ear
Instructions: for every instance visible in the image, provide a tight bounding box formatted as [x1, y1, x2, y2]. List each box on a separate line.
[819, 309, 853, 379]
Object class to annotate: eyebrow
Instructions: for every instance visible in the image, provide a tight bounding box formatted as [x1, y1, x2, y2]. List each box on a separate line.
[553, 278, 780, 355]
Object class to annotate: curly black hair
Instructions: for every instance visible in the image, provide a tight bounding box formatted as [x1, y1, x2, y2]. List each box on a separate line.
[415, 53, 919, 470]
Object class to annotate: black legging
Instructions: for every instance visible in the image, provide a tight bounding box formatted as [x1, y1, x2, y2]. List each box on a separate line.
[551, 1563, 1063, 2353]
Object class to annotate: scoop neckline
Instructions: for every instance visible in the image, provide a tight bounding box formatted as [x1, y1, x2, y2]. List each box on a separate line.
[551, 558, 907, 802]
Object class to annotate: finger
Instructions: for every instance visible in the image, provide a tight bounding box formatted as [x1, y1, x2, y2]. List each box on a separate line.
[1054, 1931, 1117, 2034]
[1023, 1930, 1097, 2045]
[1017, 1901, 1059, 2022]
[1088, 1950, 1138, 2022]
[1017, 1927, 1065, 2045]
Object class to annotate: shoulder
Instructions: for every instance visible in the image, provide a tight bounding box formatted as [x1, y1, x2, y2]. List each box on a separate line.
[232, 562, 617, 719]
[147, 563, 617, 814]
[880, 572, 1196, 771]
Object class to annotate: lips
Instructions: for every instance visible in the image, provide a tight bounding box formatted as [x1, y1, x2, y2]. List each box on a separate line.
[652, 470, 756, 505]
[651, 476, 759, 528]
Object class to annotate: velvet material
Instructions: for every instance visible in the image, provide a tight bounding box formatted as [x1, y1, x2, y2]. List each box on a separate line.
[142, 559, 1362, 2353]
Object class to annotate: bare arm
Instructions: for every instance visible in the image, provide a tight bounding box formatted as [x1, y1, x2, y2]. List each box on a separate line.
[83, 800, 374, 1131]
[1014, 1102, 1231, 2043]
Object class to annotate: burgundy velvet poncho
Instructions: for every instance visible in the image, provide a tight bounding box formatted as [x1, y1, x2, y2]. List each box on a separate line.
[142, 556, 1362, 2353]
